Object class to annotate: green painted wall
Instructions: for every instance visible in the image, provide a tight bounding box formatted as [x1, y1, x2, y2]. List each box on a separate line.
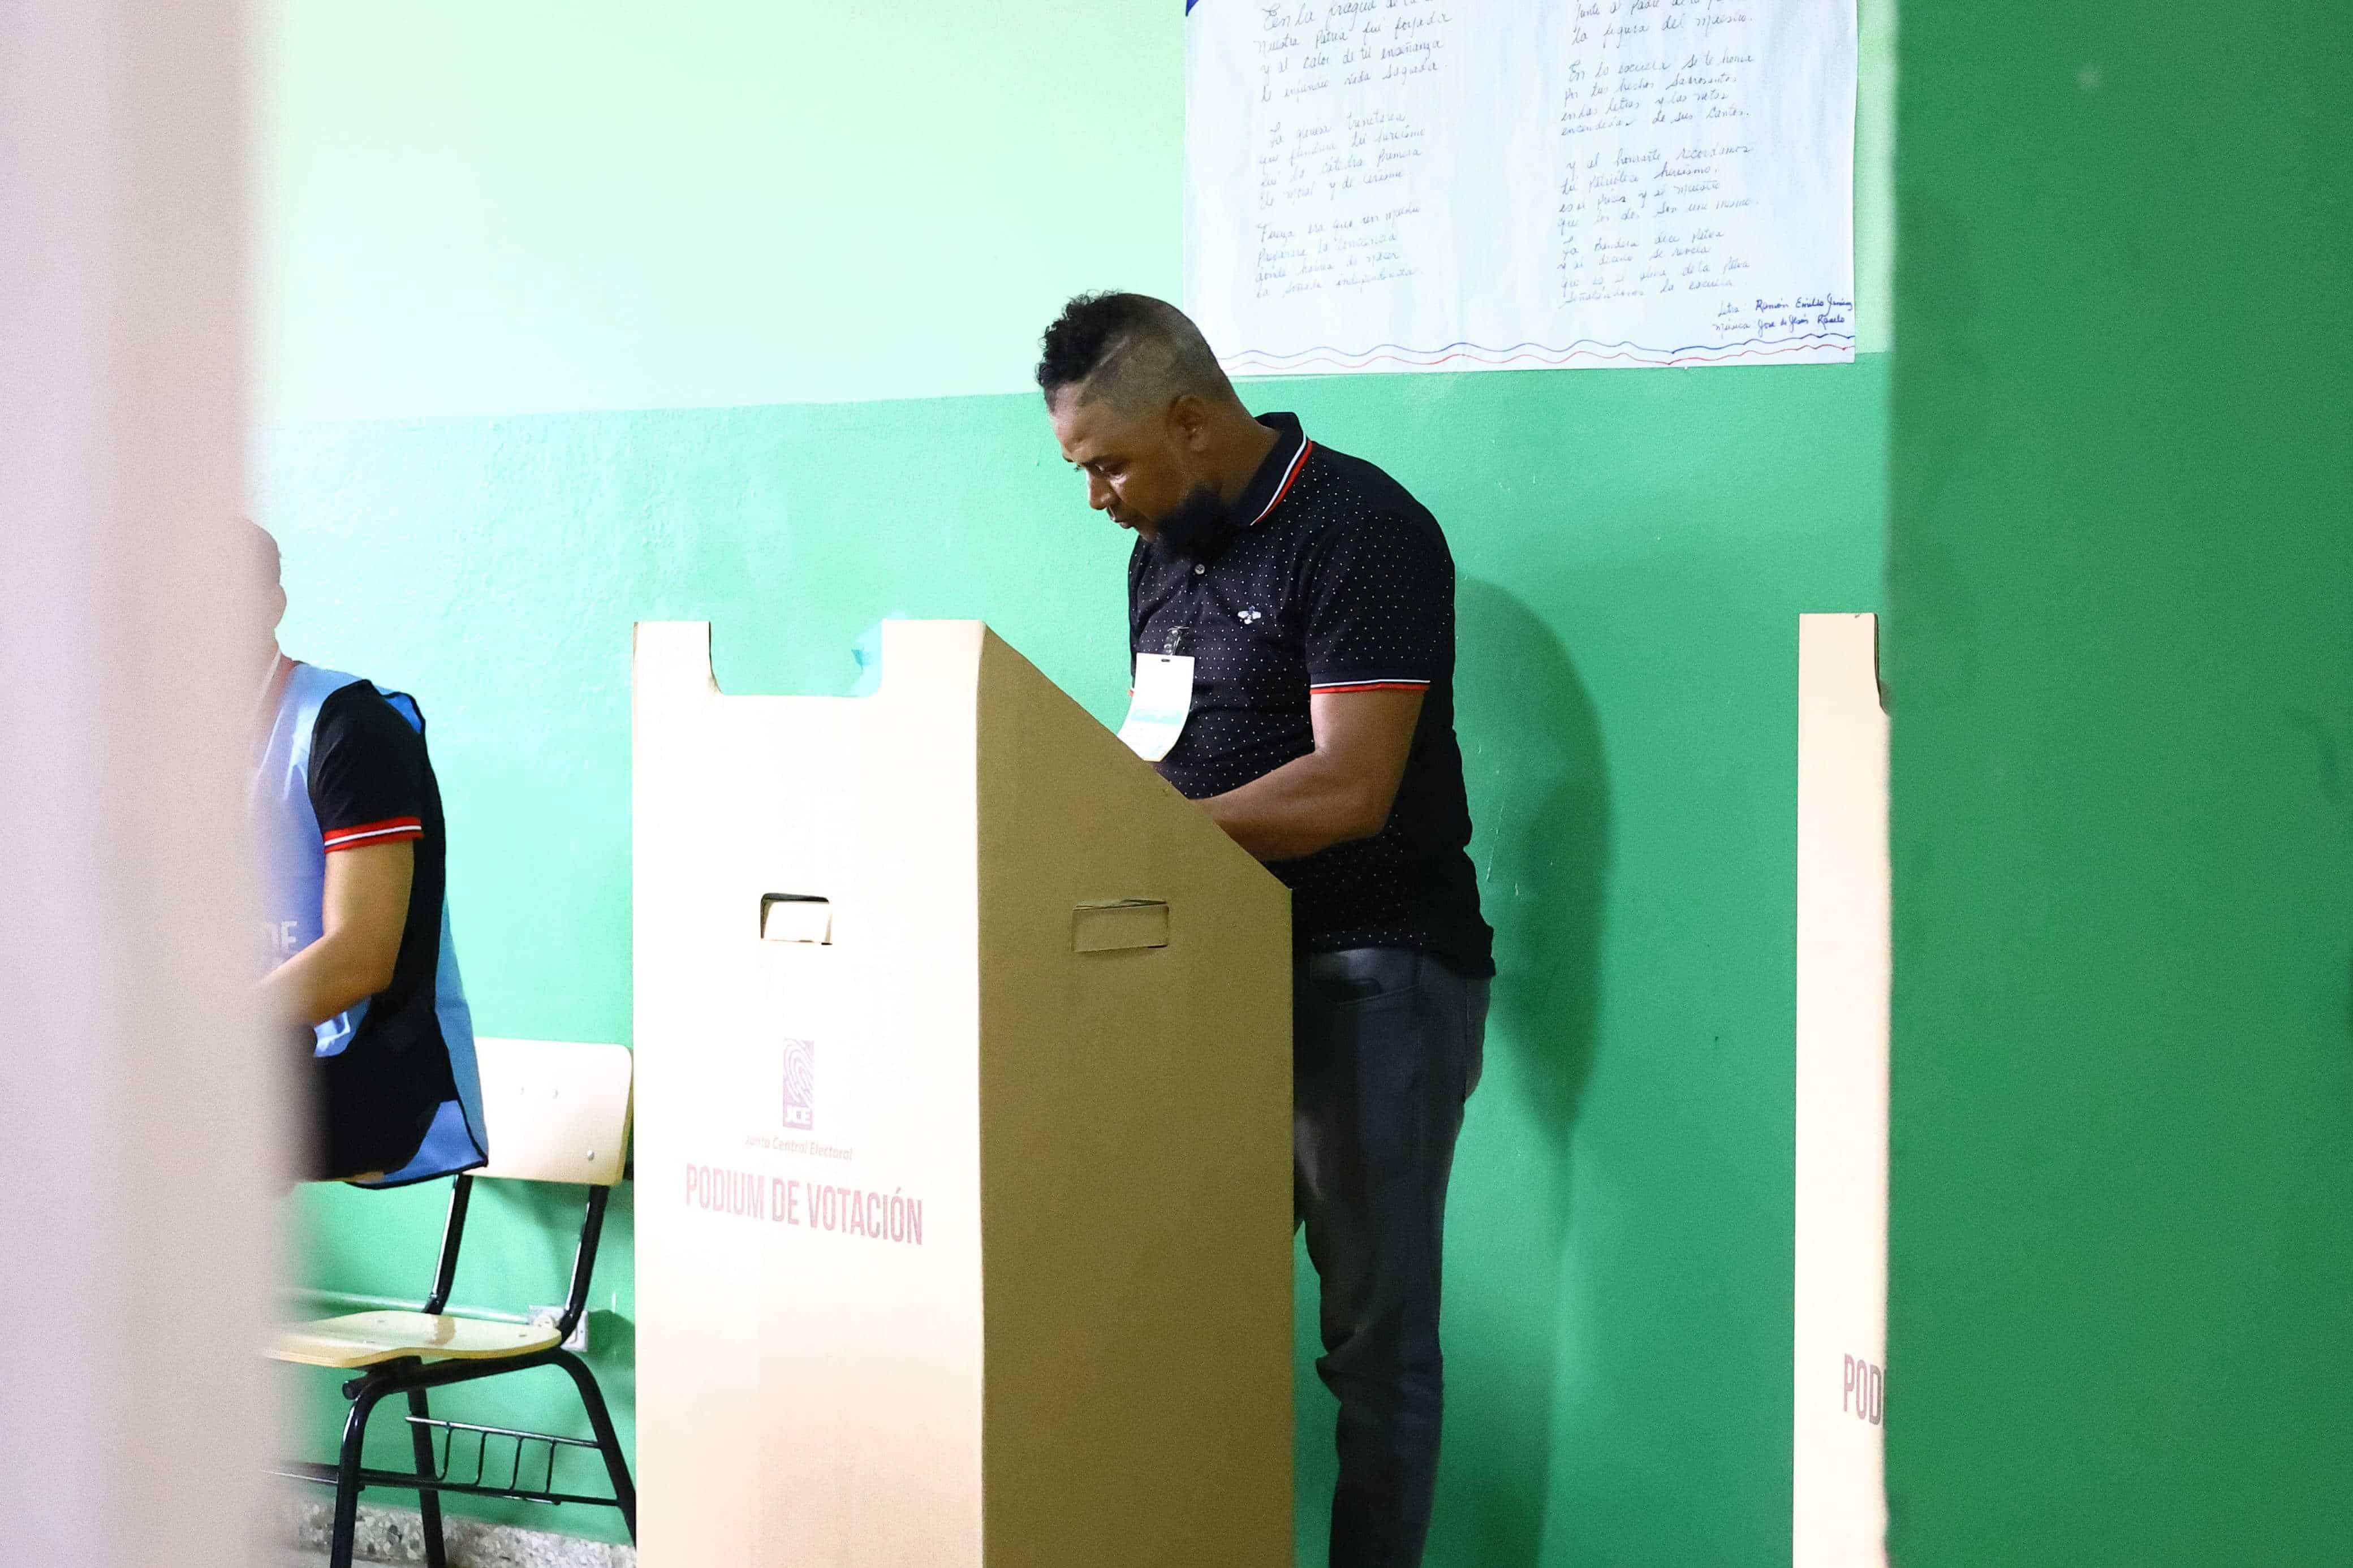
[265, 358, 1885, 1561]
[1885, 3, 2353, 1564]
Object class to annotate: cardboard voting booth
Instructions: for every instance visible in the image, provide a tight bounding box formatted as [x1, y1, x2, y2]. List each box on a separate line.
[632, 619, 1294, 1567]
[1794, 613, 1890, 1567]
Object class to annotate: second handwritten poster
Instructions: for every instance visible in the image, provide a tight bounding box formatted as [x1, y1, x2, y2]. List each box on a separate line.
[1184, 0, 1858, 373]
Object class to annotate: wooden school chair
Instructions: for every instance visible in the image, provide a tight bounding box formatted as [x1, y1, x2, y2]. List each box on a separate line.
[272, 1037, 636, 1568]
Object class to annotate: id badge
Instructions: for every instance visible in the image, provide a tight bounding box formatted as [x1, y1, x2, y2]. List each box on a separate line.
[1116, 653, 1195, 762]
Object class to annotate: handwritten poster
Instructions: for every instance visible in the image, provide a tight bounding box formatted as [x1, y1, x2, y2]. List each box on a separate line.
[1184, 0, 1858, 373]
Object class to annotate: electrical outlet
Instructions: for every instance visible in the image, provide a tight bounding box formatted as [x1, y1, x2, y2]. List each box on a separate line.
[527, 1306, 590, 1354]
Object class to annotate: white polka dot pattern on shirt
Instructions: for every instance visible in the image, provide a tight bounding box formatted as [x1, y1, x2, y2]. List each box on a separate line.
[1127, 420, 1493, 975]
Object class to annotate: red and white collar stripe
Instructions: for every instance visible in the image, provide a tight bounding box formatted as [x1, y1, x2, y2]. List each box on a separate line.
[1247, 438, 1315, 528]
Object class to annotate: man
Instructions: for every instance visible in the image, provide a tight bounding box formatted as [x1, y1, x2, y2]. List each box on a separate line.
[246, 521, 488, 1185]
[1039, 293, 1494, 1568]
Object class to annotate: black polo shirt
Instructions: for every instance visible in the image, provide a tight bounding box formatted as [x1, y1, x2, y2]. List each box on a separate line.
[304, 679, 462, 1177]
[1129, 413, 1494, 977]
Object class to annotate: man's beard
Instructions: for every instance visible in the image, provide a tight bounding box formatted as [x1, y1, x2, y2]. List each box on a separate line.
[1151, 483, 1237, 560]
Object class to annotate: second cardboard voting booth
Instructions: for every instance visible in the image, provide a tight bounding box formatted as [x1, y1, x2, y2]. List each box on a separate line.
[632, 619, 1293, 1566]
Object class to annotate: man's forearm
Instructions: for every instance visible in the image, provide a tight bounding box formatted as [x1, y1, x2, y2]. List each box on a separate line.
[1204, 749, 1395, 862]
[262, 839, 412, 1031]
[257, 933, 396, 1032]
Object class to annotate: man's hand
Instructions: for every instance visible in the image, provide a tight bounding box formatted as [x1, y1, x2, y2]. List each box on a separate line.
[1203, 687, 1424, 862]
[258, 840, 413, 1030]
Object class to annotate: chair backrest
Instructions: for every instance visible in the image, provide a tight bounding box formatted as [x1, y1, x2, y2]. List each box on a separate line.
[472, 1037, 632, 1186]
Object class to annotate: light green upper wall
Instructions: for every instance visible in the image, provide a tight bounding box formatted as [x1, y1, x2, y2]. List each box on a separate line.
[258, 0, 1184, 420]
[258, 0, 1893, 422]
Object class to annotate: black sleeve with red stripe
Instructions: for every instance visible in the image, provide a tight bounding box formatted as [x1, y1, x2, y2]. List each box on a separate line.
[309, 682, 428, 854]
[1301, 506, 1453, 697]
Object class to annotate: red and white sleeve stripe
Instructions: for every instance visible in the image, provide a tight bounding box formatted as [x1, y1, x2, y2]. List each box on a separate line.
[321, 817, 423, 853]
[1310, 677, 1434, 695]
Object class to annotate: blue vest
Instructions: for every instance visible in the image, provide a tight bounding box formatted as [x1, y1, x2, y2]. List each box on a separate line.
[253, 661, 489, 1185]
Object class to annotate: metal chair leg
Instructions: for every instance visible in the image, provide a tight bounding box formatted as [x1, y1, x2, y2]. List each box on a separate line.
[551, 1349, 637, 1541]
[407, 1385, 448, 1568]
[331, 1378, 389, 1568]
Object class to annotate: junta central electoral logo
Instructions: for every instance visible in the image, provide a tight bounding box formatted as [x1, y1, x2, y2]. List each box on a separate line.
[782, 1037, 816, 1130]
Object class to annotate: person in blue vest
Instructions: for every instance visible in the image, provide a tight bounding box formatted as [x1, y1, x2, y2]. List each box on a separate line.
[246, 521, 488, 1185]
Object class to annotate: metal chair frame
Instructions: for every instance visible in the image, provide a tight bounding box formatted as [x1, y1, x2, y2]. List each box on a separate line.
[272, 1173, 636, 1568]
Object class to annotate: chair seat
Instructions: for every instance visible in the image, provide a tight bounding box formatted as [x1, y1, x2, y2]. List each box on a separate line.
[272, 1310, 561, 1370]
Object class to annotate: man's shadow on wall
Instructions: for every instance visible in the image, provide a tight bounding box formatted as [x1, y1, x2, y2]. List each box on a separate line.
[1442, 577, 1608, 1566]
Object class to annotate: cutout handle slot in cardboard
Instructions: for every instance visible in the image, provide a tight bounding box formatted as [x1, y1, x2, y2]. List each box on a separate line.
[760, 894, 834, 945]
[1072, 899, 1170, 954]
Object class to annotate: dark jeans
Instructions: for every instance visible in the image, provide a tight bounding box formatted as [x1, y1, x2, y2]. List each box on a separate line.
[1295, 947, 1489, 1568]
